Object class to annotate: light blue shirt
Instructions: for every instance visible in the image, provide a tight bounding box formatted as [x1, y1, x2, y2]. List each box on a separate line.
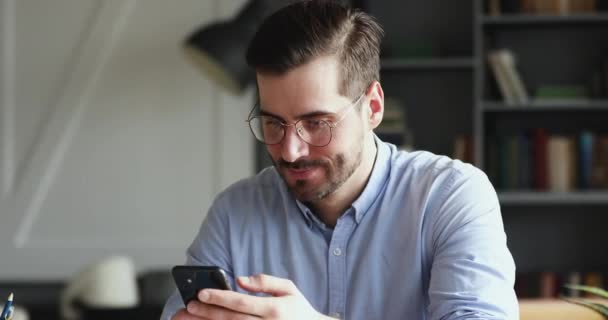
[161, 138, 518, 319]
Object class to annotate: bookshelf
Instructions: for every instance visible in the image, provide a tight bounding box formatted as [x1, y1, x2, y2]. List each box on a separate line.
[350, 0, 608, 298]
[498, 191, 608, 205]
[365, 0, 474, 157]
[252, 0, 608, 298]
[483, 100, 608, 111]
[381, 58, 475, 71]
[481, 13, 608, 25]
[473, 0, 608, 297]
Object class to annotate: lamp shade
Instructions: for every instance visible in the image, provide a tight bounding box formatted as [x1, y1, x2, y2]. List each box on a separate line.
[184, 0, 271, 95]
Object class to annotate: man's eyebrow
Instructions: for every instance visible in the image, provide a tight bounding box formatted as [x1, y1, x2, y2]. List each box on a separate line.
[259, 109, 336, 121]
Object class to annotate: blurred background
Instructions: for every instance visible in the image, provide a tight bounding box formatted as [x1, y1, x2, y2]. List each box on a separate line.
[0, 0, 607, 319]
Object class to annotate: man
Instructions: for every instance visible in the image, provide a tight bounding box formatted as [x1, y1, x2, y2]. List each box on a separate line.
[162, 1, 518, 319]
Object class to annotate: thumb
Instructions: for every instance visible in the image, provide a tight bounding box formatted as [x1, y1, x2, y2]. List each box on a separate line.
[237, 274, 299, 296]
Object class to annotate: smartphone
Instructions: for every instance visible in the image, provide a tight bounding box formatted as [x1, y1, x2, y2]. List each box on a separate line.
[171, 266, 232, 305]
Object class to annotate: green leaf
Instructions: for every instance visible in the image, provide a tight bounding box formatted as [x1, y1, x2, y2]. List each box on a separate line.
[561, 297, 608, 317]
[564, 284, 608, 299]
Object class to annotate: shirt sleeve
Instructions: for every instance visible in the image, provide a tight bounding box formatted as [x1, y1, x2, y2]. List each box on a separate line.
[426, 166, 519, 320]
[160, 193, 234, 320]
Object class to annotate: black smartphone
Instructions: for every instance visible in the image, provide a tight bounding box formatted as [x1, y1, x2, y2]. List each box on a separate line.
[171, 266, 232, 305]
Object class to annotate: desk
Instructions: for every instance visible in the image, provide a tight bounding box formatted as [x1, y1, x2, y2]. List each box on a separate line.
[520, 299, 604, 320]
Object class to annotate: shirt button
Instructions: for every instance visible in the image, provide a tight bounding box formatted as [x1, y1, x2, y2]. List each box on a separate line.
[332, 247, 342, 256]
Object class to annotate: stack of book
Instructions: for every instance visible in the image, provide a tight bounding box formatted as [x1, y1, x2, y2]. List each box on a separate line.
[516, 270, 606, 298]
[535, 85, 589, 104]
[376, 97, 414, 151]
[520, 0, 597, 15]
[453, 135, 474, 164]
[487, 130, 608, 191]
[487, 0, 598, 15]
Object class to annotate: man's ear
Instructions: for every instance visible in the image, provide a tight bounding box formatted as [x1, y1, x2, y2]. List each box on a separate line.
[366, 81, 384, 130]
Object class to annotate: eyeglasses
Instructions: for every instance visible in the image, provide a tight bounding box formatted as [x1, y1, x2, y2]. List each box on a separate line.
[246, 93, 366, 147]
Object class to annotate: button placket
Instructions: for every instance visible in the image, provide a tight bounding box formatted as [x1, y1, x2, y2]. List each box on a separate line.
[327, 213, 356, 320]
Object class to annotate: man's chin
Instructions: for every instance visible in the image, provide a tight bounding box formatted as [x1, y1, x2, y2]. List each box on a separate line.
[287, 180, 326, 202]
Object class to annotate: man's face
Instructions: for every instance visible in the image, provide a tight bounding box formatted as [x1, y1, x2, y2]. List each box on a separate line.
[256, 56, 366, 202]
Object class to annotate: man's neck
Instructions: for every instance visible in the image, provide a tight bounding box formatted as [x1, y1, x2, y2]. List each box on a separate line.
[309, 137, 378, 228]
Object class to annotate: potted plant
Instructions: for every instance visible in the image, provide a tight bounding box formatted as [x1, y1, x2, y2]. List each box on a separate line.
[562, 284, 608, 317]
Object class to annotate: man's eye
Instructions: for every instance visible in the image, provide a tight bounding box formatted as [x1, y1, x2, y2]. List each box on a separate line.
[264, 119, 283, 129]
[303, 120, 326, 130]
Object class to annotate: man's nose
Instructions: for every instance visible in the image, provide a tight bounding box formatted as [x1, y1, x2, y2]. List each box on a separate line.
[281, 126, 309, 163]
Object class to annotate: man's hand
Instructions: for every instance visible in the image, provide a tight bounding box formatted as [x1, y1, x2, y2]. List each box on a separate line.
[172, 274, 335, 320]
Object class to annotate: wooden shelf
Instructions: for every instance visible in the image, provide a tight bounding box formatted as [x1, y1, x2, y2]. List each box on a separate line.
[482, 100, 608, 112]
[481, 13, 608, 25]
[498, 191, 608, 205]
[381, 58, 474, 71]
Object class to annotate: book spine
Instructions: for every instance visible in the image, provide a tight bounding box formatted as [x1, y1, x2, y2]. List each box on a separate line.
[578, 131, 594, 189]
[519, 133, 531, 189]
[509, 136, 520, 189]
[533, 128, 548, 190]
[547, 136, 576, 192]
[498, 50, 529, 104]
[583, 272, 604, 297]
[489, 0, 501, 16]
[488, 51, 516, 105]
[499, 135, 510, 190]
[566, 271, 582, 297]
[539, 271, 558, 298]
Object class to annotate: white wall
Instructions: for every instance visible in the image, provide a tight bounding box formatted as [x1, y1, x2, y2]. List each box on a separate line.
[0, 0, 254, 279]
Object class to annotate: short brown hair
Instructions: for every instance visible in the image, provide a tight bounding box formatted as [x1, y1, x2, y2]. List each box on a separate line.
[245, 0, 384, 99]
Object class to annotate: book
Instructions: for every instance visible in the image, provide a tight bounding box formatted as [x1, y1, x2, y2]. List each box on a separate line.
[528, 0, 597, 14]
[578, 131, 594, 189]
[532, 128, 548, 190]
[499, 135, 510, 190]
[518, 132, 532, 189]
[501, 50, 530, 104]
[488, 51, 516, 105]
[521, 0, 535, 13]
[547, 135, 577, 192]
[508, 135, 520, 189]
[535, 84, 588, 102]
[566, 271, 582, 297]
[493, 50, 529, 105]
[583, 272, 604, 297]
[453, 135, 474, 164]
[539, 271, 558, 298]
[489, 0, 501, 16]
[376, 97, 413, 149]
[487, 136, 500, 187]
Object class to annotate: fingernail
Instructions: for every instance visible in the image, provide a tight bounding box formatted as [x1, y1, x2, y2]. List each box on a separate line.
[199, 290, 210, 302]
[187, 302, 198, 313]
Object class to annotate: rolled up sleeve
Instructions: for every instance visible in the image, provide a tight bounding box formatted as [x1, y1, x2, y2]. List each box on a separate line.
[160, 193, 234, 320]
[427, 168, 518, 320]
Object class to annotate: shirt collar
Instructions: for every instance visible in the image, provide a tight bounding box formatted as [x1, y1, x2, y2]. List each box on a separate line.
[294, 135, 392, 226]
[350, 135, 391, 223]
[295, 199, 316, 227]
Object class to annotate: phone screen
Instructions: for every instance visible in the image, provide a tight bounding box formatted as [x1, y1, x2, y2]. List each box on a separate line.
[172, 266, 232, 305]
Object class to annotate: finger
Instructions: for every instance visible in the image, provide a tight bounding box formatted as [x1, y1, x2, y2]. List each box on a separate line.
[198, 288, 270, 317]
[237, 274, 299, 296]
[188, 299, 261, 319]
[172, 307, 210, 320]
